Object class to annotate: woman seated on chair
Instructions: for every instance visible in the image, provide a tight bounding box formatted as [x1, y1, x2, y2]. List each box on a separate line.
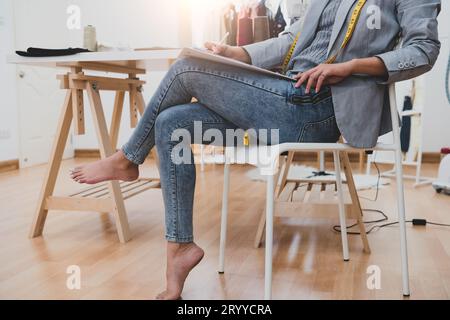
[71, 0, 441, 300]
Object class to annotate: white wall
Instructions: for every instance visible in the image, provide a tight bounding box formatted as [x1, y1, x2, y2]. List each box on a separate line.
[9, 0, 191, 155]
[422, 2, 450, 152]
[191, 2, 225, 47]
[3, 0, 450, 163]
[393, 2, 450, 152]
[0, 0, 19, 162]
[65, 0, 187, 150]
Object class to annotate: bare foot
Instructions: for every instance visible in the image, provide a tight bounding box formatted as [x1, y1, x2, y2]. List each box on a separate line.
[70, 150, 139, 184]
[156, 242, 205, 300]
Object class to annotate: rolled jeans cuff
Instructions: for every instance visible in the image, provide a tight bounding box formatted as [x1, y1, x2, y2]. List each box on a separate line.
[166, 235, 194, 244]
[122, 144, 146, 165]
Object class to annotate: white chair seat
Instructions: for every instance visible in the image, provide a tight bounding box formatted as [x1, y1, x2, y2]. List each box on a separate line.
[224, 143, 397, 176]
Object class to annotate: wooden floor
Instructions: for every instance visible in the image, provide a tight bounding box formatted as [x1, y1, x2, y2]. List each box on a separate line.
[0, 157, 450, 300]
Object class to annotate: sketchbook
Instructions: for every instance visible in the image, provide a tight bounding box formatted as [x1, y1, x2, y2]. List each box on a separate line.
[179, 48, 295, 81]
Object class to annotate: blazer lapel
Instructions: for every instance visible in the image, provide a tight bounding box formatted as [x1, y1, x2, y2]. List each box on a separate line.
[327, 0, 358, 55]
[293, 0, 330, 54]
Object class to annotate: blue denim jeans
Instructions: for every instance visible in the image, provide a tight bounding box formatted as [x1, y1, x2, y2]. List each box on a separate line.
[122, 57, 340, 243]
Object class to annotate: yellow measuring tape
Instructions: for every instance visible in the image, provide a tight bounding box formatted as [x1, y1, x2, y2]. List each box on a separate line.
[326, 0, 367, 64]
[281, 32, 302, 74]
[244, 0, 367, 146]
[243, 133, 250, 146]
[281, 0, 367, 73]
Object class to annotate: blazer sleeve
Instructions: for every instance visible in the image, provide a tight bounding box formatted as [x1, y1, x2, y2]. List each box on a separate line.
[242, 19, 304, 69]
[376, 0, 441, 84]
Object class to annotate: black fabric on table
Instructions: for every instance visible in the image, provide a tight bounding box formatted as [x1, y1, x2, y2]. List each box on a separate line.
[16, 47, 90, 57]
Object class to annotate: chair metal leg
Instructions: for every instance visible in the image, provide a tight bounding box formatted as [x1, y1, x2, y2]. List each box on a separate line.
[389, 84, 411, 296]
[255, 156, 286, 248]
[264, 174, 275, 300]
[394, 142, 411, 296]
[414, 147, 424, 187]
[366, 152, 373, 176]
[333, 151, 350, 261]
[219, 163, 231, 274]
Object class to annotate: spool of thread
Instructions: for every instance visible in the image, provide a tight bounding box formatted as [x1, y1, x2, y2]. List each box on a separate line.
[223, 5, 238, 46]
[253, 16, 270, 43]
[83, 25, 97, 51]
[251, 0, 267, 18]
[237, 17, 253, 46]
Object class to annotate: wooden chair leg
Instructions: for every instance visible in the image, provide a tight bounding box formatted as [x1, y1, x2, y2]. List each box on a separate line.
[87, 82, 131, 243]
[71, 67, 85, 136]
[254, 210, 267, 249]
[29, 91, 74, 238]
[110, 91, 125, 150]
[341, 152, 371, 254]
[278, 151, 294, 198]
[71, 89, 85, 135]
[129, 75, 140, 128]
[136, 87, 146, 116]
[359, 150, 365, 173]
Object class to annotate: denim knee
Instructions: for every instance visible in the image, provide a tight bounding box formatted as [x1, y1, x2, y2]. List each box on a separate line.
[170, 57, 202, 75]
[155, 108, 185, 148]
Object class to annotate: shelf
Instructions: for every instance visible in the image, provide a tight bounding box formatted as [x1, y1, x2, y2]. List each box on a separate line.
[69, 178, 160, 200]
[45, 178, 161, 212]
[275, 181, 354, 219]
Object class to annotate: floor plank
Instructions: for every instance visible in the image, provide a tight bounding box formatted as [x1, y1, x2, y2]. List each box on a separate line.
[0, 158, 449, 300]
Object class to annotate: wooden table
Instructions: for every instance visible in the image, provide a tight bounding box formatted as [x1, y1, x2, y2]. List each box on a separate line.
[8, 49, 181, 243]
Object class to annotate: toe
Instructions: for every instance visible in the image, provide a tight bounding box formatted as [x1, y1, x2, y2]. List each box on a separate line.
[83, 178, 97, 185]
[71, 167, 82, 174]
[156, 293, 165, 300]
[155, 291, 180, 300]
[75, 175, 85, 183]
[72, 173, 83, 181]
[71, 172, 82, 179]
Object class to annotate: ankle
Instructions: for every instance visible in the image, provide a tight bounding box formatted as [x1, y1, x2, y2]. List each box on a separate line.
[112, 151, 136, 169]
[167, 242, 198, 256]
[178, 243, 196, 255]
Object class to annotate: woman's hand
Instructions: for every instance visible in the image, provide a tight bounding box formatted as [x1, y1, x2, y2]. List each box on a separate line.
[204, 42, 251, 64]
[294, 61, 355, 93]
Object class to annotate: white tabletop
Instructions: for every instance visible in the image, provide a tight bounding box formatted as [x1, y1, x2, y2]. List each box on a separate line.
[7, 49, 182, 71]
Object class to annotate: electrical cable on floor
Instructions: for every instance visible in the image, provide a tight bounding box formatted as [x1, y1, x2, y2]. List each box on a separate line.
[333, 159, 450, 235]
[424, 221, 450, 227]
[334, 219, 450, 235]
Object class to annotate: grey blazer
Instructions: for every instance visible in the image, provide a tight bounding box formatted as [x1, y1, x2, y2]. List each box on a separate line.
[244, 0, 441, 148]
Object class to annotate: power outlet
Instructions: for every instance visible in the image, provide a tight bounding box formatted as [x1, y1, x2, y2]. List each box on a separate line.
[0, 129, 11, 140]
